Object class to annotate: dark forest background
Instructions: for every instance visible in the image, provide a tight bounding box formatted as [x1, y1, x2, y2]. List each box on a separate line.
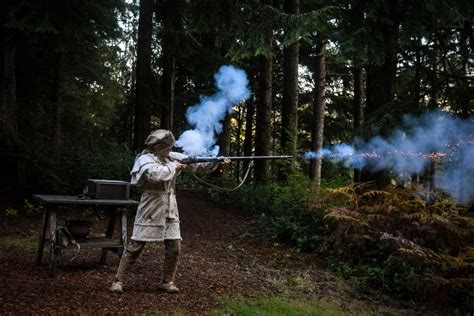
[1, 0, 472, 193]
[1, 0, 473, 311]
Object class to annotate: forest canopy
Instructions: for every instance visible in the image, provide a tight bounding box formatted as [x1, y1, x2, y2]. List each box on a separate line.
[0, 0, 472, 196]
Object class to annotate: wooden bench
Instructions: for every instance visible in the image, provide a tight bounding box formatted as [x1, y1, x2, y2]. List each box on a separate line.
[33, 194, 139, 277]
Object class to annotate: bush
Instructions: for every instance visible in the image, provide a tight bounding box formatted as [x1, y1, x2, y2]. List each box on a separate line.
[235, 173, 312, 214]
[34, 142, 133, 194]
[227, 174, 327, 251]
[310, 183, 474, 311]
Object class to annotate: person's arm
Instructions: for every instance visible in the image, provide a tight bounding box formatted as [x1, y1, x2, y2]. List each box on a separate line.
[182, 159, 232, 174]
[142, 161, 177, 183]
[131, 153, 178, 185]
[168, 151, 230, 174]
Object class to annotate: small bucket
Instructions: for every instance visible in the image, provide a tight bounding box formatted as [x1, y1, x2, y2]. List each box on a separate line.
[66, 220, 92, 239]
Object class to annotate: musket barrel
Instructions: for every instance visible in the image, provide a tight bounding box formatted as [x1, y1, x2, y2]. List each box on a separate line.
[179, 155, 293, 164]
[224, 155, 293, 161]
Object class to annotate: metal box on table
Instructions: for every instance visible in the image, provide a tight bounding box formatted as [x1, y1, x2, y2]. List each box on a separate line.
[87, 179, 130, 200]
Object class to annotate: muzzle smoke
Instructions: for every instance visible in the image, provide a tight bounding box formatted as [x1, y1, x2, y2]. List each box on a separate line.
[176, 65, 251, 156]
[305, 111, 474, 203]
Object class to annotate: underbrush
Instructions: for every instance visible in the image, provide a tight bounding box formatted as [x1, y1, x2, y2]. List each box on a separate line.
[0, 235, 38, 259]
[35, 142, 133, 194]
[229, 178, 474, 312]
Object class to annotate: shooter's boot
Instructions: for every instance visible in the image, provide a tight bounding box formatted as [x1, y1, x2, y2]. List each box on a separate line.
[110, 281, 124, 293]
[159, 281, 179, 293]
[110, 240, 146, 293]
[160, 239, 181, 293]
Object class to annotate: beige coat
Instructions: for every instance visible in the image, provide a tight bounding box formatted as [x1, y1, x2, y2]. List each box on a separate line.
[130, 151, 217, 242]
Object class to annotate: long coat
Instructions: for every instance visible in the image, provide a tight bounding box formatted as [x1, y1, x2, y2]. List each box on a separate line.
[129, 151, 217, 242]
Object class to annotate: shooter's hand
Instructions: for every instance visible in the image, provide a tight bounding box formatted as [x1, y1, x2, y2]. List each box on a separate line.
[173, 160, 185, 170]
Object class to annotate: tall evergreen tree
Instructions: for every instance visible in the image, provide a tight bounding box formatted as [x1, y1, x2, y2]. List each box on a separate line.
[365, 0, 402, 119]
[279, 0, 300, 182]
[255, 37, 273, 183]
[158, 0, 184, 130]
[0, 1, 17, 147]
[309, 37, 326, 184]
[134, 0, 154, 150]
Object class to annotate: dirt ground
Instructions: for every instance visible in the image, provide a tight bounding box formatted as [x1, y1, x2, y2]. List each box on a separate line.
[0, 190, 445, 315]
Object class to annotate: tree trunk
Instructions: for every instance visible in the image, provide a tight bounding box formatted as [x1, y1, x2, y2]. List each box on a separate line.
[51, 52, 63, 147]
[159, 0, 182, 130]
[365, 0, 401, 118]
[366, 64, 395, 120]
[279, 0, 300, 182]
[353, 64, 363, 182]
[413, 38, 421, 110]
[214, 114, 232, 178]
[161, 55, 175, 130]
[255, 43, 273, 184]
[221, 115, 232, 156]
[428, 40, 438, 110]
[243, 89, 256, 178]
[0, 44, 17, 146]
[459, 21, 471, 118]
[350, 0, 365, 183]
[309, 38, 326, 185]
[134, 0, 154, 150]
[362, 0, 401, 184]
[353, 65, 363, 133]
[235, 104, 243, 179]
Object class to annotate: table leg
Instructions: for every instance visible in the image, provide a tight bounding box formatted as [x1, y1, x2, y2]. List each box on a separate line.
[36, 208, 49, 266]
[99, 208, 116, 265]
[120, 209, 128, 256]
[48, 209, 58, 278]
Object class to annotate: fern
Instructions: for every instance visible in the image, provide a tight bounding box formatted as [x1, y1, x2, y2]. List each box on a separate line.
[299, 181, 473, 309]
[360, 189, 391, 199]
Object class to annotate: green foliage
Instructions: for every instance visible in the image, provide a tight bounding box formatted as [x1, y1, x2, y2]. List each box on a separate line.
[176, 173, 208, 189]
[259, 212, 324, 251]
[216, 297, 347, 316]
[327, 257, 358, 278]
[4, 0, 132, 191]
[23, 199, 43, 215]
[236, 173, 311, 215]
[0, 236, 37, 254]
[35, 142, 133, 194]
[4, 208, 19, 217]
[203, 1, 336, 61]
[229, 174, 325, 251]
[3, 200, 43, 217]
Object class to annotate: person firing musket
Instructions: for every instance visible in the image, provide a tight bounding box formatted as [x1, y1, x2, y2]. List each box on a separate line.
[110, 129, 292, 294]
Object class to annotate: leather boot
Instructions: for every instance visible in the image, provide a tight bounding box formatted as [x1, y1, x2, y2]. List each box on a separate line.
[161, 239, 181, 291]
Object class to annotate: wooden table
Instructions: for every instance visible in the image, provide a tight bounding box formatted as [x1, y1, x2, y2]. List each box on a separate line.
[33, 194, 139, 277]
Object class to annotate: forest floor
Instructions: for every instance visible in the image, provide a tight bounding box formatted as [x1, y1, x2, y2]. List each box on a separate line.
[0, 190, 448, 315]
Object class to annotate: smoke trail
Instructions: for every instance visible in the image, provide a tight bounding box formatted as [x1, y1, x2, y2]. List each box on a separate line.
[176, 65, 251, 156]
[305, 111, 474, 202]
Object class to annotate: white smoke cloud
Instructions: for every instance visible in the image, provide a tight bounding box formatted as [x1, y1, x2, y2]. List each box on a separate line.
[305, 111, 474, 202]
[176, 65, 251, 156]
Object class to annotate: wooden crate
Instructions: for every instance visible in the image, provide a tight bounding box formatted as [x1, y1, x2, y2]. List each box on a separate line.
[87, 179, 130, 200]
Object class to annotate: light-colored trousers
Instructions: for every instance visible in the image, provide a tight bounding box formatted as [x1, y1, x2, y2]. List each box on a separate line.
[115, 239, 181, 284]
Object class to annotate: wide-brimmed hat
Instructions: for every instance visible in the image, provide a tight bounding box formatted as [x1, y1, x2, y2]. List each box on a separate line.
[144, 129, 175, 151]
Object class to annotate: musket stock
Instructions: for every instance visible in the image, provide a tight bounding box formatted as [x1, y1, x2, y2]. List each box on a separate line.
[179, 155, 293, 164]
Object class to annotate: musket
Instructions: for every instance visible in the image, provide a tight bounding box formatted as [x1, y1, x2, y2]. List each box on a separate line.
[179, 155, 293, 164]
